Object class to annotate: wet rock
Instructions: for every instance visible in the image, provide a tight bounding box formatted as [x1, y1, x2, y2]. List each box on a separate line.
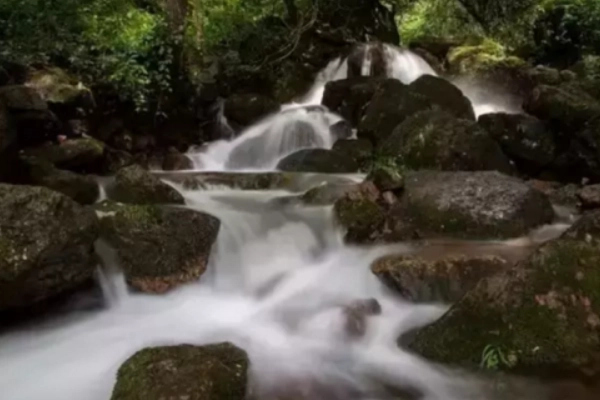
[0, 85, 47, 111]
[410, 215, 600, 379]
[162, 148, 193, 171]
[224, 93, 280, 131]
[367, 163, 404, 192]
[391, 171, 555, 240]
[277, 148, 359, 173]
[0, 184, 99, 311]
[528, 180, 580, 208]
[408, 75, 475, 120]
[322, 77, 381, 126]
[300, 182, 359, 206]
[358, 79, 433, 146]
[479, 113, 556, 173]
[103, 148, 135, 174]
[329, 120, 353, 141]
[524, 85, 600, 131]
[111, 343, 248, 400]
[22, 137, 105, 173]
[23, 157, 99, 205]
[372, 254, 509, 303]
[332, 138, 373, 172]
[112, 165, 184, 205]
[100, 204, 219, 293]
[380, 110, 512, 174]
[343, 298, 382, 338]
[334, 182, 387, 243]
[578, 185, 600, 210]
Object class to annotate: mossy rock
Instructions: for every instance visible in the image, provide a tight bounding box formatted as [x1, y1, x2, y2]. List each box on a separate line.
[277, 148, 359, 173]
[408, 75, 475, 120]
[372, 254, 508, 303]
[0, 184, 99, 311]
[322, 77, 382, 127]
[391, 171, 555, 240]
[300, 182, 358, 206]
[447, 39, 527, 76]
[100, 204, 220, 293]
[366, 163, 404, 192]
[380, 110, 512, 174]
[111, 343, 248, 400]
[22, 137, 105, 173]
[410, 218, 600, 379]
[334, 182, 387, 243]
[0, 85, 47, 111]
[332, 138, 373, 172]
[112, 165, 184, 205]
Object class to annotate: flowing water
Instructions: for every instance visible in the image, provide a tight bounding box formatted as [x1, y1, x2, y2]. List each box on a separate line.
[0, 43, 549, 400]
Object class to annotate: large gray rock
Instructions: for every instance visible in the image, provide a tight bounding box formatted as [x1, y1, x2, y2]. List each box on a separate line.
[111, 343, 248, 400]
[112, 165, 184, 205]
[322, 77, 381, 126]
[391, 171, 555, 240]
[23, 137, 105, 173]
[100, 204, 220, 293]
[408, 75, 475, 120]
[0, 184, 99, 310]
[277, 148, 359, 173]
[381, 110, 512, 174]
[410, 212, 600, 379]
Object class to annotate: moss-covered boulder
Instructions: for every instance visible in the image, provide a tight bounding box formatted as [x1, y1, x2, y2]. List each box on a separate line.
[223, 93, 280, 132]
[410, 212, 600, 379]
[322, 77, 381, 127]
[0, 85, 47, 111]
[524, 84, 600, 131]
[334, 182, 387, 243]
[0, 184, 99, 311]
[299, 182, 359, 206]
[277, 148, 359, 173]
[366, 162, 404, 192]
[112, 165, 184, 205]
[380, 110, 512, 173]
[23, 157, 99, 205]
[479, 113, 556, 174]
[391, 171, 555, 240]
[357, 79, 434, 146]
[162, 148, 193, 171]
[332, 138, 373, 172]
[22, 137, 105, 173]
[408, 75, 475, 120]
[372, 254, 509, 303]
[111, 343, 248, 400]
[578, 185, 600, 210]
[100, 204, 220, 293]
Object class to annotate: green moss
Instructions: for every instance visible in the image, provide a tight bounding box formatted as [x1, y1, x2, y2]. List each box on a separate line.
[448, 39, 526, 74]
[334, 197, 386, 243]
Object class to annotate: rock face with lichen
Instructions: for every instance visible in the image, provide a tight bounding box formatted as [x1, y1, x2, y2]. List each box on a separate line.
[372, 254, 509, 303]
[100, 204, 219, 293]
[111, 343, 248, 400]
[410, 211, 600, 380]
[0, 184, 99, 311]
[390, 171, 555, 240]
[112, 165, 184, 205]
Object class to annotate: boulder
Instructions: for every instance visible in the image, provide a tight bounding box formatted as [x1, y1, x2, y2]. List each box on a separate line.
[332, 139, 373, 172]
[300, 182, 359, 206]
[0, 184, 99, 310]
[322, 77, 381, 126]
[410, 212, 600, 379]
[366, 163, 404, 192]
[524, 85, 600, 131]
[391, 171, 555, 240]
[277, 148, 359, 173]
[528, 180, 581, 208]
[380, 110, 512, 174]
[111, 343, 248, 400]
[334, 182, 387, 243]
[23, 157, 99, 205]
[112, 165, 184, 205]
[560, 115, 600, 181]
[22, 137, 105, 173]
[357, 79, 433, 146]
[162, 148, 194, 171]
[329, 120, 353, 141]
[100, 204, 220, 293]
[372, 254, 509, 303]
[408, 75, 475, 120]
[224, 93, 280, 131]
[103, 149, 135, 175]
[12, 109, 63, 148]
[479, 113, 556, 173]
[578, 185, 600, 210]
[0, 85, 47, 111]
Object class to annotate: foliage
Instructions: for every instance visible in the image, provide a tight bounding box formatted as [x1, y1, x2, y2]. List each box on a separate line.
[480, 344, 516, 371]
[0, 0, 174, 110]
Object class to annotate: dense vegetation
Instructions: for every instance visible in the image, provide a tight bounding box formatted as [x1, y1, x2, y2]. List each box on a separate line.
[1, 0, 599, 109]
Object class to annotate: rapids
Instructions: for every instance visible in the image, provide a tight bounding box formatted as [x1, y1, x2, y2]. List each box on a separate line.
[0, 43, 545, 400]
